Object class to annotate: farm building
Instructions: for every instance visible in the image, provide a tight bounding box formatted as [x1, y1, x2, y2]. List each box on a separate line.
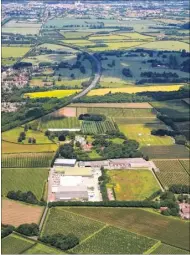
[55, 186, 88, 201]
[79, 160, 109, 168]
[54, 158, 76, 167]
[54, 166, 93, 176]
[179, 203, 190, 220]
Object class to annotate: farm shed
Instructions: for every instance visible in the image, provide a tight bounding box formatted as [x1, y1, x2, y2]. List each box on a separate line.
[55, 166, 93, 176]
[54, 158, 76, 167]
[79, 160, 109, 168]
[55, 186, 88, 201]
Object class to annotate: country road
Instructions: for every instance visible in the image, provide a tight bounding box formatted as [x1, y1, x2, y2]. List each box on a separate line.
[72, 53, 101, 100]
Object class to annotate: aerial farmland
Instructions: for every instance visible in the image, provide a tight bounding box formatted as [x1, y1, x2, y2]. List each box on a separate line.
[1, 0, 190, 254]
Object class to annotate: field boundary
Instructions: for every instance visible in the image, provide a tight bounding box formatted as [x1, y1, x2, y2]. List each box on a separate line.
[58, 208, 159, 242]
[179, 159, 190, 175]
[143, 240, 161, 254]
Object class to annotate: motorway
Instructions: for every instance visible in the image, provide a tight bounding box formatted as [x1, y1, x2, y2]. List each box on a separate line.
[72, 53, 101, 100]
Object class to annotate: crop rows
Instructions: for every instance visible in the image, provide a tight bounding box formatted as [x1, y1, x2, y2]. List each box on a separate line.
[141, 145, 190, 159]
[153, 160, 189, 188]
[2, 234, 35, 254]
[77, 107, 155, 118]
[2, 152, 54, 168]
[151, 243, 189, 254]
[38, 117, 81, 130]
[81, 119, 117, 134]
[179, 160, 190, 174]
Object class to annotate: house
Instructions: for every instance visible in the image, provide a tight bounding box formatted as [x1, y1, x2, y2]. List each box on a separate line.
[54, 158, 76, 167]
[179, 203, 190, 220]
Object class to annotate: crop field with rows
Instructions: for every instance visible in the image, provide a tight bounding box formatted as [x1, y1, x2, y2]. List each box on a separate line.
[72, 225, 157, 254]
[153, 160, 189, 188]
[2, 168, 49, 200]
[151, 243, 189, 254]
[2, 233, 35, 254]
[81, 119, 117, 134]
[42, 208, 105, 241]
[140, 145, 190, 159]
[179, 160, 190, 174]
[25, 243, 61, 254]
[76, 107, 156, 118]
[37, 116, 81, 130]
[2, 152, 54, 168]
[65, 207, 190, 250]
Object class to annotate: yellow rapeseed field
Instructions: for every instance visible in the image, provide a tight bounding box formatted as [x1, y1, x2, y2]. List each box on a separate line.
[87, 85, 183, 96]
[24, 89, 80, 98]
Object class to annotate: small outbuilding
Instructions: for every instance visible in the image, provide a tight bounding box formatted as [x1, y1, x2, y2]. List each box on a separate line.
[54, 158, 76, 167]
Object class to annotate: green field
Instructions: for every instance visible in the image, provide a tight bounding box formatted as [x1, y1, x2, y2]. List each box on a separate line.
[42, 208, 105, 241]
[151, 100, 190, 121]
[107, 170, 160, 200]
[2, 168, 49, 200]
[2, 140, 58, 154]
[2, 127, 54, 144]
[153, 160, 189, 188]
[76, 107, 156, 118]
[2, 46, 30, 58]
[2, 152, 54, 168]
[151, 243, 189, 254]
[62, 31, 93, 39]
[65, 207, 190, 250]
[2, 233, 35, 254]
[37, 43, 78, 52]
[136, 40, 189, 51]
[118, 123, 173, 146]
[72, 225, 157, 254]
[25, 243, 61, 254]
[37, 116, 81, 130]
[81, 119, 117, 134]
[140, 145, 190, 159]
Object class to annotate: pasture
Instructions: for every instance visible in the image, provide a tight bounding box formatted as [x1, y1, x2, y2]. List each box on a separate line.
[153, 160, 189, 188]
[72, 225, 157, 254]
[81, 119, 117, 134]
[2, 127, 54, 144]
[25, 243, 61, 254]
[151, 243, 189, 254]
[2, 152, 54, 168]
[2, 168, 49, 200]
[42, 208, 105, 241]
[2, 46, 30, 58]
[2, 141, 58, 153]
[2, 199, 44, 227]
[136, 40, 189, 51]
[87, 85, 182, 96]
[107, 169, 160, 200]
[62, 31, 93, 39]
[118, 123, 173, 146]
[140, 145, 190, 159]
[2, 233, 35, 254]
[24, 89, 80, 99]
[65, 207, 190, 250]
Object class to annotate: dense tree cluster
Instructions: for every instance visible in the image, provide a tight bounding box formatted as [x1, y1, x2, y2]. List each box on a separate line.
[78, 113, 105, 121]
[98, 167, 110, 201]
[122, 68, 133, 77]
[159, 191, 180, 217]
[39, 233, 79, 251]
[1, 225, 15, 239]
[169, 185, 190, 194]
[16, 223, 39, 236]
[7, 190, 46, 206]
[59, 144, 76, 159]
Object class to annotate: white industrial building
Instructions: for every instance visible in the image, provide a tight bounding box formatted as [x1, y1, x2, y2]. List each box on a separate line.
[54, 158, 76, 167]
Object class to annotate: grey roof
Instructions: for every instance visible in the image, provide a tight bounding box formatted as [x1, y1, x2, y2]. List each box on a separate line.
[57, 185, 87, 192]
[55, 190, 88, 200]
